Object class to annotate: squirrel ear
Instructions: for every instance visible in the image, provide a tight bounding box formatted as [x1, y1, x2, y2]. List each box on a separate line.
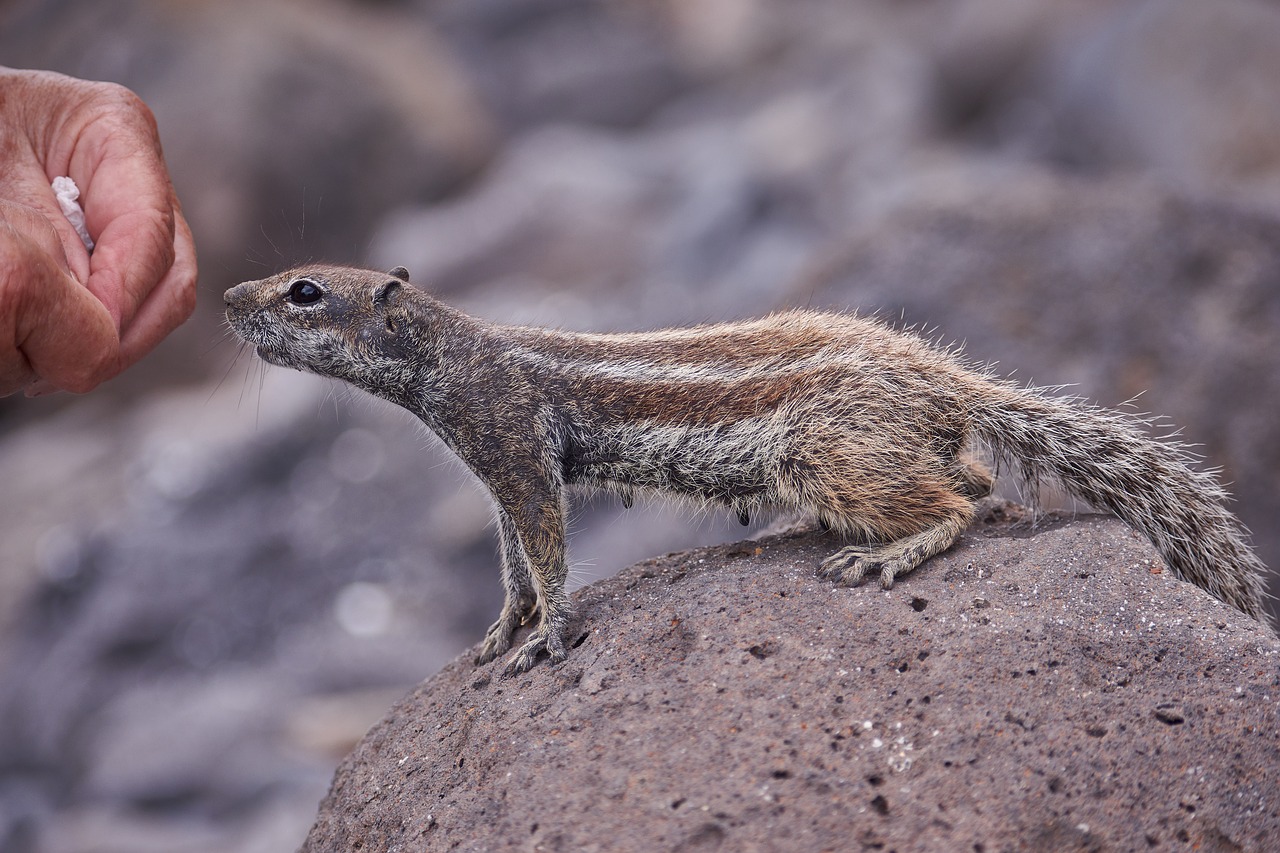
[373, 279, 402, 307]
[388, 266, 410, 282]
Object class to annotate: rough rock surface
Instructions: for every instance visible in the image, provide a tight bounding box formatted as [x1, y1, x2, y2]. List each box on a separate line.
[303, 505, 1280, 853]
[1039, 0, 1280, 200]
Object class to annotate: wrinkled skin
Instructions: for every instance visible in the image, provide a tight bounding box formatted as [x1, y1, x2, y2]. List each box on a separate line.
[0, 67, 197, 397]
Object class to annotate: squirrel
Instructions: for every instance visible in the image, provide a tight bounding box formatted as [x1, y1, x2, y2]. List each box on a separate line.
[224, 264, 1273, 673]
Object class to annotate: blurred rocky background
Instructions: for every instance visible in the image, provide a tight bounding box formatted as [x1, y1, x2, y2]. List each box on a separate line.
[1, 0, 1278, 850]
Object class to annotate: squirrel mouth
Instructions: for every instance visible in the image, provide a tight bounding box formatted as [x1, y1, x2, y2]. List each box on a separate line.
[255, 344, 288, 366]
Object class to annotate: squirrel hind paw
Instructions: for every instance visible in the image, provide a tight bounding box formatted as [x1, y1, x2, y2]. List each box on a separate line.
[818, 543, 928, 589]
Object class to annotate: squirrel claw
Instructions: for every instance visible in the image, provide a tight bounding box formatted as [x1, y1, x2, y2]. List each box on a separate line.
[502, 632, 567, 676]
[503, 638, 545, 675]
[475, 639, 507, 666]
[818, 545, 871, 581]
[819, 546, 906, 589]
[477, 597, 540, 665]
[476, 619, 514, 665]
[501, 622, 569, 675]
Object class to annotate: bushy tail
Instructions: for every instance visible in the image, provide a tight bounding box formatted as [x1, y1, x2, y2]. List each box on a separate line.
[969, 381, 1271, 627]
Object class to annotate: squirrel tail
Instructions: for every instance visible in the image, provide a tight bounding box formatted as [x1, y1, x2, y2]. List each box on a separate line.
[968, 380, 1272, 628]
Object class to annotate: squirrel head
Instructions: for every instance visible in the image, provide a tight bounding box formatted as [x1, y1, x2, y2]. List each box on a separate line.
[224, 264, 433, 399]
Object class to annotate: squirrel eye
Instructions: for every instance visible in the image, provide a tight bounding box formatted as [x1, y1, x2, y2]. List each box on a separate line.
[287, 278, 323, 305]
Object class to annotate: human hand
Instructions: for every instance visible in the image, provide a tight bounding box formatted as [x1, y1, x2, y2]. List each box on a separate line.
[0, 68, 197, 397]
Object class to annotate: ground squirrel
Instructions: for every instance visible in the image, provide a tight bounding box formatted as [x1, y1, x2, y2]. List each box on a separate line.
[224, 265, 1273, 673]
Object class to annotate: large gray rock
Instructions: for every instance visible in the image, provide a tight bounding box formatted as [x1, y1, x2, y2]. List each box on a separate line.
[0, 379, 499, 853]
[1043, 0, 1280, 201]
[302, 505, 1280, 852]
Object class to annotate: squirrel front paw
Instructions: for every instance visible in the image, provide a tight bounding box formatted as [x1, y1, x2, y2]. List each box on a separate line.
[475, 597, 538, 665]
[501, 624, 568, 675]
[475, 620, 513, 665]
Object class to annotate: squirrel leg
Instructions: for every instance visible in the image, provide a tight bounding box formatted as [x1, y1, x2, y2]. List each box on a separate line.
[954, 453, 994, 499]
[504, 553, 570, 675]
[790, 429, 978, 589]
[819, 505, 972, 589]
[496, 486, 571, 675]
[476, 508, 539, 665]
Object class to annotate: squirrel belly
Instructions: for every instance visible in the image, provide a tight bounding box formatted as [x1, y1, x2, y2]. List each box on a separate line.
[224, 265, 1274, 673]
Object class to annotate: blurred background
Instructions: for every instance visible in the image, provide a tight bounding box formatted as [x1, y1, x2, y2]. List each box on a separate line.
[1, 0, 1279, 850]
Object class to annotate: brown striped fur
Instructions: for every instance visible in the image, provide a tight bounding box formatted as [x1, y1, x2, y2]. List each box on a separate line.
[224, 265, 1273, 673]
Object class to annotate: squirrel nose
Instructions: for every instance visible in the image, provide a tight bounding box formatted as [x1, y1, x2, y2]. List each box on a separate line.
[223, 282, 252, 304]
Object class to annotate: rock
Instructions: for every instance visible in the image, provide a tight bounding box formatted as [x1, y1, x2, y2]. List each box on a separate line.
[1035, 0, 1280, 200]
[368, 20, 935, 332]
[924, 0, 1122, 139]
[369, 119, 830, 333]
[0, 376, 501, 853]
[302, 505, 1280, 852]
[430, 0, 688, 129]
[652, 0, 777, 76]
[923, 0, 1280, 203]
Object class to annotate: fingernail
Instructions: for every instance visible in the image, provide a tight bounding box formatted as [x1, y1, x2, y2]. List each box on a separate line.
[25, 380, 61, 398]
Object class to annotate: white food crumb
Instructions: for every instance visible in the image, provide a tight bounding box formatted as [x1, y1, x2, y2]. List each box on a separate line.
[52, 176, 94, 251]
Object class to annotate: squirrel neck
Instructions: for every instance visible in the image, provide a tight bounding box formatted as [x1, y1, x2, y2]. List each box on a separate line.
[393, 295, 526, 445]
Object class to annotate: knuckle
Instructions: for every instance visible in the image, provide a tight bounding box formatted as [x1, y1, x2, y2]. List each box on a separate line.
[174, 270, 198, 322]
[84, 80, 162, 142]
[93, 80, 151, 116]
[73, 350, 120, 394]
[62, 348, 119, 394]
[158, 207, 179, 250]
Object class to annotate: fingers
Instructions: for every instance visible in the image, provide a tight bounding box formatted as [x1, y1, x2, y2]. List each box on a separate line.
[116, 203, 198, 369]
[0, 172, 93, 286]
[0, 215, 118, 397]
[68, 83, 185, 333]
[0, 204, 56, 395]
[0, 339, 36, 397]
[0, 210, 195, 396]
[0, 69, 98, 281]
[17, 275, 119, 395]
[5, 72, 194, 348]
[72, 85, 198, 366]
